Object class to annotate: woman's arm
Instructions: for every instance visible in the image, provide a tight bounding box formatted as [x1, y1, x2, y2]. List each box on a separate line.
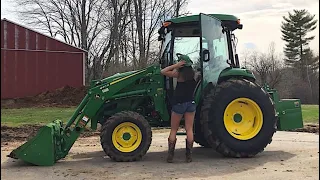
[161, 61, 185, 78]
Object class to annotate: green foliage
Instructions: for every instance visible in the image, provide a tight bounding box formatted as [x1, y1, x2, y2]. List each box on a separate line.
[280, 9, 318, 79]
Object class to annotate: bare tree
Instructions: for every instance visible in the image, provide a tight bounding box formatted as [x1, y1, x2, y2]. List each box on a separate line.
[12, 0, 189, 81]
[239, 48, 252, 68]
[13, 0, 133, 81]
[172, 0, 189, 17]
[246, 42, 284, 88]
[128, 0, 188, 68]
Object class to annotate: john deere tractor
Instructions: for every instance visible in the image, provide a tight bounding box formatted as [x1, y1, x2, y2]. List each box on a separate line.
[8, 13, 304, 166]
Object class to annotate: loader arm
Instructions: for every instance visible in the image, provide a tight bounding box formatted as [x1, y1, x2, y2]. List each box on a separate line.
[61, 65, 168, 155]
[8, 65, 169, 166]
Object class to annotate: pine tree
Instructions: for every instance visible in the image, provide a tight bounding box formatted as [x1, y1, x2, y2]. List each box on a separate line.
[280, 9, 318, 80]
[311, 54, 319, 71]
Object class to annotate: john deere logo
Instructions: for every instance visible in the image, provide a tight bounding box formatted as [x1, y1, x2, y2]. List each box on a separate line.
[294, 101, 300, 107]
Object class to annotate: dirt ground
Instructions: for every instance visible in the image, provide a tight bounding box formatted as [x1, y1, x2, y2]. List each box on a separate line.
[1, 130, 319, 180]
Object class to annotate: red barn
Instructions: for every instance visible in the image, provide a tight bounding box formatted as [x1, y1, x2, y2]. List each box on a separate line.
[1, 19, 86, 99]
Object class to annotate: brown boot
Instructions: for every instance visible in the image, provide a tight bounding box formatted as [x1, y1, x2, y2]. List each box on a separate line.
[167, 138, 176, 163]
[186, 139, 194, 163]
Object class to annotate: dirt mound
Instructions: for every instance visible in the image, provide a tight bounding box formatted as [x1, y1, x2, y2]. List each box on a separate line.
[290, 124, 319, 134]
[1, 85, 89, 109]
[1, 125, 43, 143]
[31, 85, 88, 106]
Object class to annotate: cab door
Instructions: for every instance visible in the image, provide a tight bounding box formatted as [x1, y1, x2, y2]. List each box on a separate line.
[199, 13, 231, 89]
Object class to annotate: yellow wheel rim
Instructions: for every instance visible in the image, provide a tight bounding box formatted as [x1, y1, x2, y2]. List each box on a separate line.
[112, 122, 142, 153]
[223, 98, 263, 140]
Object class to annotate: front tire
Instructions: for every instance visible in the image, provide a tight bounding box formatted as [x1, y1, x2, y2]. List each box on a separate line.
[200, 79, 277, 157]
[100, 111, 152, 161]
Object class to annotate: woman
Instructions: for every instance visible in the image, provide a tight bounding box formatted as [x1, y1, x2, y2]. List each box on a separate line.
[160, 58, 197, 163]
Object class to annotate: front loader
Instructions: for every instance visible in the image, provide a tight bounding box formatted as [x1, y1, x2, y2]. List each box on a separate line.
[8, 13, 304, 166]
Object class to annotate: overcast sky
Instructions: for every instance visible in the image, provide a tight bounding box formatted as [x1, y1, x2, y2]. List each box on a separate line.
[1, 0, 319, 56]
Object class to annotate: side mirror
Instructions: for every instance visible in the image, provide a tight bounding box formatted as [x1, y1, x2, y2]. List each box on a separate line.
[202, 49, 210, 62]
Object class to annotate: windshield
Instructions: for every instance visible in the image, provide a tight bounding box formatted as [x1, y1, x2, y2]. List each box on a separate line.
[173, 37, 201, 70]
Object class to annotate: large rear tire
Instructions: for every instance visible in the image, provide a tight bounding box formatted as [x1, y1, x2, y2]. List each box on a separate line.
[200, 79, 277, 157]
[100, 111, 152, 161]
[194, 115, 211, 148]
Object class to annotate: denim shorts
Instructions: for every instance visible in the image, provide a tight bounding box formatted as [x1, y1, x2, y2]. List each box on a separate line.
[172, 101, 196, 115]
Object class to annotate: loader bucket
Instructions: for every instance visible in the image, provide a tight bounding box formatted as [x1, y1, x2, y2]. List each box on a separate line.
[7, 120, 64, 166]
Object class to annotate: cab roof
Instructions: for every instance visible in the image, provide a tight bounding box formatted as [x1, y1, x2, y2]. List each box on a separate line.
[166, 14, 239, 24]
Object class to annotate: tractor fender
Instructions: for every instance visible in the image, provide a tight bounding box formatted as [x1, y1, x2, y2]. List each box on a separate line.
[217, 67, 256, 84]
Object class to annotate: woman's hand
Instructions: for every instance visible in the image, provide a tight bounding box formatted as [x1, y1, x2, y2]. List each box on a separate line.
[160, 60, 185, 78]
[174, 60, 186, 69]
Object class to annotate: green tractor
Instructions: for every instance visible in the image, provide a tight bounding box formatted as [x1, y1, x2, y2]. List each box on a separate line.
[8, 13, 304, 166]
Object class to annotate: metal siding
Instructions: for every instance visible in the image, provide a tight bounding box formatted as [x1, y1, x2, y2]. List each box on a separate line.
[37, 51, 47, 93]
[1, 50, 5, 96]
[1, 21, 4, 48]
[38, 34, 46, 50]
[18, 26, 26, 49]
[1, 19, 86, 99]
[29, 31, 36, 50]
[47, 53, 57, 91]
[14, 24, 19, 48]
[7, 22, 14, 49]
[3, 50, 15, 97]
[68, 53, 83, 86]
[26, 51, 37, 96]
[2, 20, 85, 52]
[1, 50, 85, 99]
[16, 51, 26, 97]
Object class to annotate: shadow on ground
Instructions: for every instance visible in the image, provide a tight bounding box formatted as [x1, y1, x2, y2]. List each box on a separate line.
[2, 147, 296, 179]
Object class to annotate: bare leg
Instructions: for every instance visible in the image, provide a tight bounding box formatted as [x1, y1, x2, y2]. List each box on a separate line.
[167, 111, 183, 163]
[169, 111, 183, 141]
[184, 112, 195, 142]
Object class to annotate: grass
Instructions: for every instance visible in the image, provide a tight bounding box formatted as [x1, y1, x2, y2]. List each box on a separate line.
[301, 105, 319, 124]
[1, 105, 319, 127]
[1, 107, 76, 127]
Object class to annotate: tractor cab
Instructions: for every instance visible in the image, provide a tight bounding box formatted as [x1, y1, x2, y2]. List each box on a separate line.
[158, 13, 244, 102]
